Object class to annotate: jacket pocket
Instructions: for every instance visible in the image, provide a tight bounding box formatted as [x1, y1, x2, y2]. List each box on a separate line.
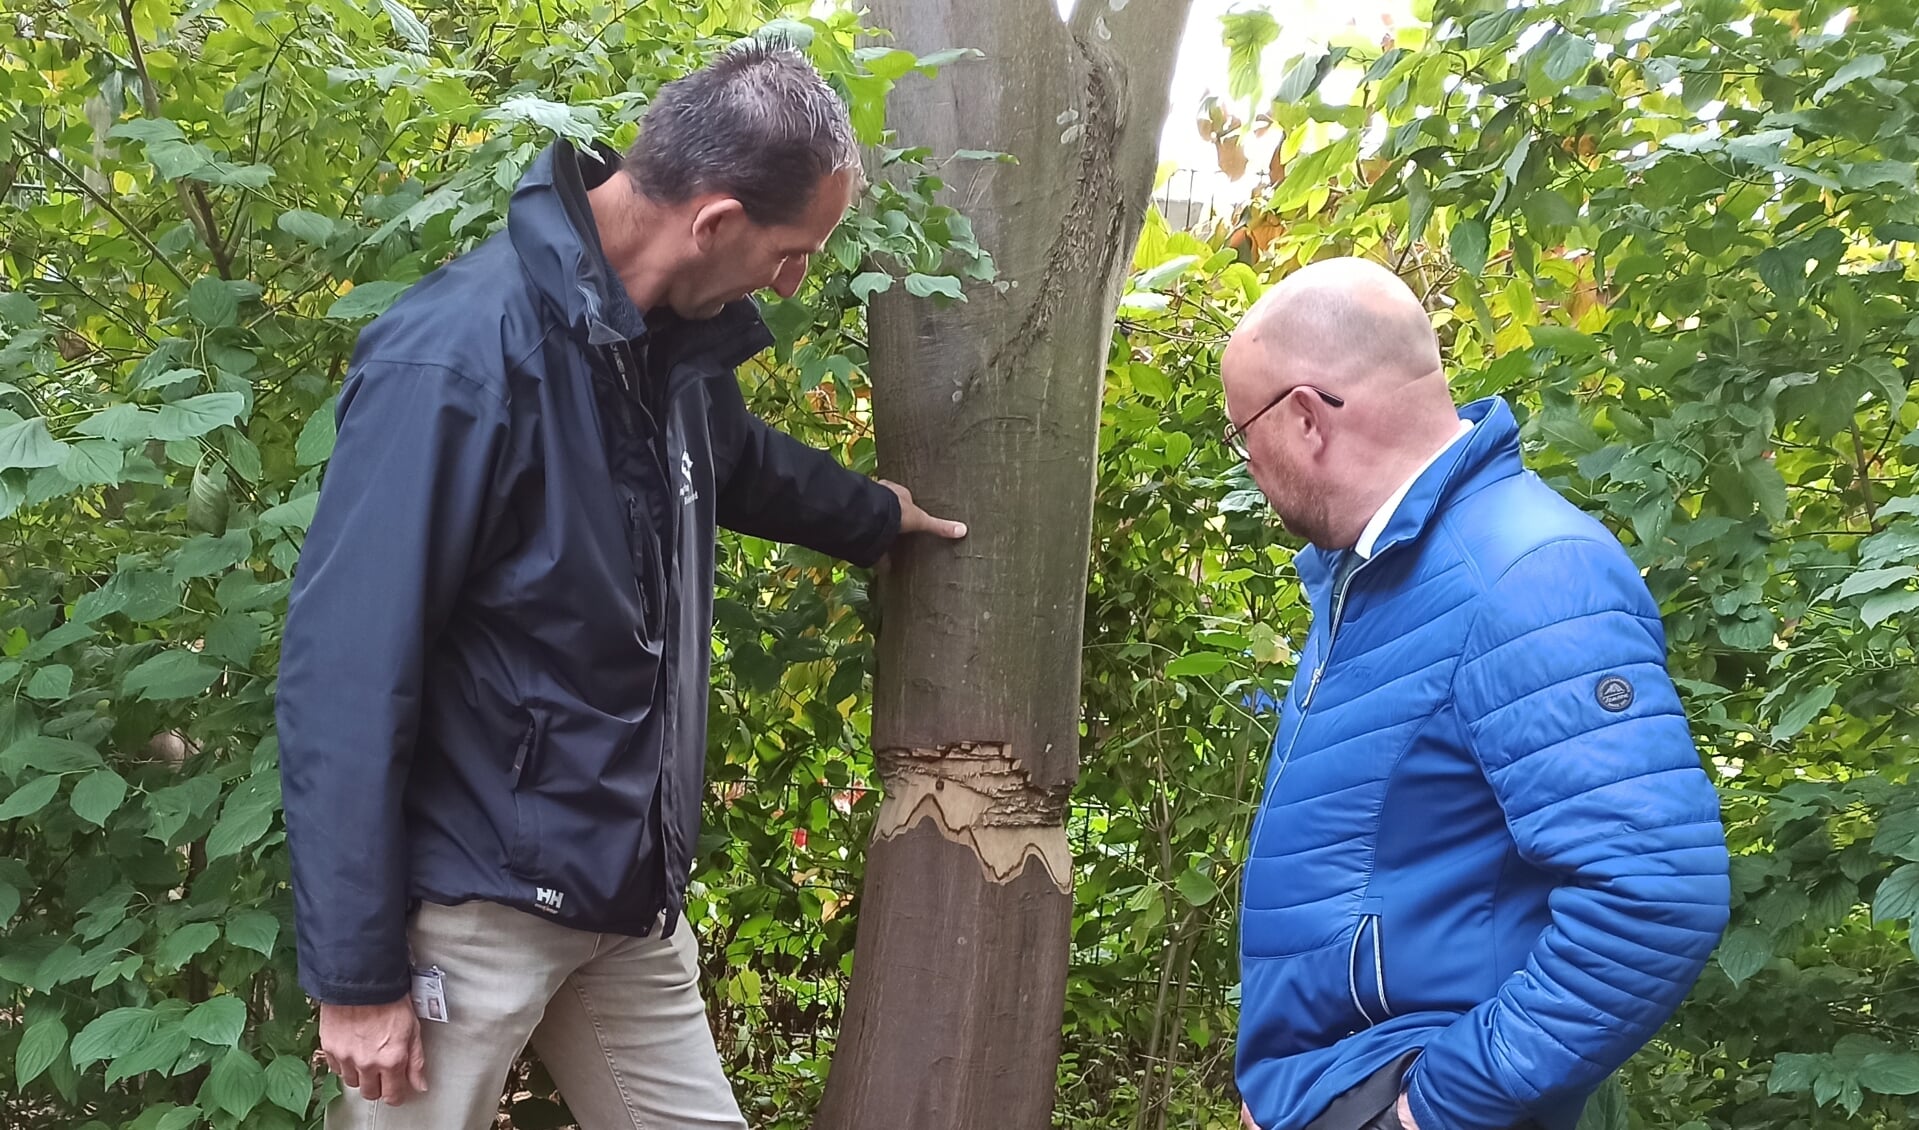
[506, 712, 546, 876]
[1349, 902, 1393, 1026]
[622, 492, 666, 640]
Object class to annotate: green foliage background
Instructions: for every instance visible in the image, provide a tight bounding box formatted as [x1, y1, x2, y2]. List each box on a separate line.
[2, 0, 1917, 1127]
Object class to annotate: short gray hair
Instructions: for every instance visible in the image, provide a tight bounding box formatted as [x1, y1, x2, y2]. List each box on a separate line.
[626, 40, 860, 225]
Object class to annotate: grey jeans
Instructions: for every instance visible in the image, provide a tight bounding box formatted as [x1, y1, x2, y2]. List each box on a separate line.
[325, 900, 749, 1130]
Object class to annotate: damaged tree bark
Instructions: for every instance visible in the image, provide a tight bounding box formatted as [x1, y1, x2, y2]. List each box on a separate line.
[818, 2, 1193, 1127]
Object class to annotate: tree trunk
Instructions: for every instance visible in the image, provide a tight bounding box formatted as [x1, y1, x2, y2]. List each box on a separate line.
[818, 3, 1192, 1127]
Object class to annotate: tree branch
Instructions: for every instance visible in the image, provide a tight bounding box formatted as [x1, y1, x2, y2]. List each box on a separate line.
[118, 0, 235, 279]
[19, 135, 194, 290]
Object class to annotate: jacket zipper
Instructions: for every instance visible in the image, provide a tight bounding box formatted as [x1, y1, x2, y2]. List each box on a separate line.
[1250, 554, 1368, 854]
[1349, 913, 1391, 1024]
[511, 715, 539, 785]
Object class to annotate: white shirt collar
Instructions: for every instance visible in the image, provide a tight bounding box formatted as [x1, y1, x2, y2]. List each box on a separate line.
[1353, 418, 1474, 559]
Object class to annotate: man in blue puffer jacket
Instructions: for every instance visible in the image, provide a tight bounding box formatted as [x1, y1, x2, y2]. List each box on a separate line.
[1218, 258, 1730, 1130]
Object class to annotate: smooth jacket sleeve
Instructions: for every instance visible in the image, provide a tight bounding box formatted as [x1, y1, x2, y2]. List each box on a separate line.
[708, 376, 900, 567]
[275, 361, 507, 1005]
[1404, 537, 1730, 1130]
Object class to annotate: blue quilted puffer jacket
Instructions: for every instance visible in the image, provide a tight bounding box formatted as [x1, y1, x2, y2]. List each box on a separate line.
[1236, 397, 1730, 1130]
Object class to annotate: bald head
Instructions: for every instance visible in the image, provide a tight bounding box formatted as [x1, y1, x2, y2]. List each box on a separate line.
[1219, 257, 1463, 549]
[1228, 257, 1443, 397]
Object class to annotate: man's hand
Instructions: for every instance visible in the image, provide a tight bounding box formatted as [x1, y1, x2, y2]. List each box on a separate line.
[1395, 1092, 1420, 1130]
[319, 998, 427, 1106]
[1240, 1101, 1259, 1130]
[879, 480, 966, 540]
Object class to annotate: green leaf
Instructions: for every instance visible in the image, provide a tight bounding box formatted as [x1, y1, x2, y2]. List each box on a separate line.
[206, 778, 278, 860]
[201, 1046, 267, 1119]
[2, 736, 102, 775]
[187, 278, 239, 329]
[123, 651, 222, 701]
[155, 922, 221, 973]
[1175, 867, 1221, 907]
[855, 47, 918, 80]
[0, 775, 63, 821]
[1223, 10, 1281, 102]
[1741, 458, 1786, 523]
[276, 209, 337, 246]
[266, 1054, 313, 1115]
[1771, 1053, 1821, 1094]
[903, 273, 964, 301]
[1542, 32, 1596, 85]
[1815, 53, 1887, 102]
[1136, 255, 1202, 292]
[152, 1105, 202, 1130]
[109, 118, 186, 144]
[326, 281, 412, 321]
[379, 0, 432, 52]
[295, 402, 337, 466]
[755, 17, 815, 48]
[174, 528, 253, 583]
[1450, 218, 1490, 276]
[0, 417, 70, 472]
[189, 462, 232, 536]
[1836, 565, 1917, 600]
[850, 272, 893, 303]
[1166, 653, 1233, 678]
[16, 1016, 68, 1085]
[69, 768, 128, 827]
[1714, 925, 1771, 986]
[1873, 863, 1919, 924]
[1527, 325, 1600, 357]
[1874, 809, 1919, 861]
[259, 492, 319, 534]
[1773, 684, 1837, 742]
[71, 1007, 156, 1069]
[23, 621, 96, 662]
[153, 393, 245, 441]
[1860, 589, 1919, 629]
[911, 47, 978, 72]
[25, 663, 72, 702]
[1860, 1052, 1919, 1096]
[203, 613, 262, 666]
[105, 1023, 190, 1083]
[226, 909, 280, 957]
[72, 568, 177, 625]
[75, 404, 159, 443]
[58, 440, 125, 486]
[183, 997, 248, 1047]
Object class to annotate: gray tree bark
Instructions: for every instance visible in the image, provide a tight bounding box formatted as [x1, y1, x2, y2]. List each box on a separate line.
[818, 2, 1194, 1127]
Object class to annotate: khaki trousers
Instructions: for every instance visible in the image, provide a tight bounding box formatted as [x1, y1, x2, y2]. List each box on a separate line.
[325, 900, 749, 1130]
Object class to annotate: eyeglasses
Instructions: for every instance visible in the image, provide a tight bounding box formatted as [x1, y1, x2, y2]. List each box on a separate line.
[1223, 385, 1345, 460]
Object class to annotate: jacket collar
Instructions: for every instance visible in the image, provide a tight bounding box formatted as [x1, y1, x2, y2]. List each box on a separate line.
[506, 139, 773, 369]
[1294, 396, 1526, 596]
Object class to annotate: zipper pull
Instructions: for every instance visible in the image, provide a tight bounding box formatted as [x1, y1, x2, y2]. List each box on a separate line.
[609, 346, 634, 396]
[1302, 663, 1326, 709]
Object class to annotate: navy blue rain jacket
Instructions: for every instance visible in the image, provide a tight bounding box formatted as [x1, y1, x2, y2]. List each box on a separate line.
[277, 140, 899, 1005]
[1237, 398, 1730, 1130]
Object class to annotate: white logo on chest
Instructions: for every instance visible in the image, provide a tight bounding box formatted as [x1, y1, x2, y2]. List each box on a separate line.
[678, 451, 698, 506]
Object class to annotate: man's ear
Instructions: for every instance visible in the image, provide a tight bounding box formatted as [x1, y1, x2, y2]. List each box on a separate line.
[1295, 391, 1332, 459]
[690, 197, 746, 251]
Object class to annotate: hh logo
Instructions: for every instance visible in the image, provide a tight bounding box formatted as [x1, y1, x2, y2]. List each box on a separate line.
[678, 451, 698, 506]
[534, 887, 565, 914]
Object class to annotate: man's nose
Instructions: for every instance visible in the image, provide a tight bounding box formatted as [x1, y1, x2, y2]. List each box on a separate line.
[770, 256, 808, 299]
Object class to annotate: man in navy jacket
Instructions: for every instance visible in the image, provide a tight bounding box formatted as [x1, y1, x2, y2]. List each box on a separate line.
[277, 44, 962, 1128]
[1220, 258, 1729, 1130]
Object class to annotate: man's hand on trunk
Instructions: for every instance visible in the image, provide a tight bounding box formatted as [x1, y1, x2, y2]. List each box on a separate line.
[880, 479, 966, 540]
